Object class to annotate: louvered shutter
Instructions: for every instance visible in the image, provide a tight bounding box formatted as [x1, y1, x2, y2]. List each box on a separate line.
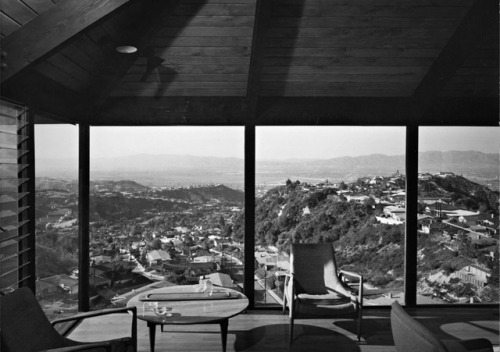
[0, 100, 34, 292]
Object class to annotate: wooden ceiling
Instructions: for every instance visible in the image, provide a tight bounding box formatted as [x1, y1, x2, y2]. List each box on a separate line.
[1, 0, 498, 125]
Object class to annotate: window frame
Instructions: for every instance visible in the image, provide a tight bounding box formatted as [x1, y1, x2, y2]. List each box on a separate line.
[62, 121, 498, 310]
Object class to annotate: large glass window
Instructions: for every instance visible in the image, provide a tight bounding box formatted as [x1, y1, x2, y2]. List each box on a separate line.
[35, 124, 79, 319]
[417, 127, 499, 304]
[88, 127, 244, 309]
[255, 126, 406, 306]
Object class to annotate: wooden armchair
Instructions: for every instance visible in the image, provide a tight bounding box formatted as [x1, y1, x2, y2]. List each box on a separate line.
[0, 287, 137, 352]
[282, 243, 363, 343]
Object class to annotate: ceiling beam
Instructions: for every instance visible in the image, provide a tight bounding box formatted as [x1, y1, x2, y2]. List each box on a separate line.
[411, 0, 497, 118]
[95, 97, 246, 125]
[0, 0, 135, 83]
[257, 97, 498, 126]
[90, 96, 498, 126]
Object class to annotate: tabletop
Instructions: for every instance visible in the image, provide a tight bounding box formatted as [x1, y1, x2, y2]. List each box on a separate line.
[127, 284, 249, 325]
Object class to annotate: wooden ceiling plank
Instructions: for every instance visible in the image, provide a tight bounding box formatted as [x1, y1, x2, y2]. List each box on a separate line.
[121, 73, 248, 83]
[32, 61, 83, 92]
[264, 56, 434, 67]
[276, 5, 470, 19]
[412, 0, 497, 108]
[154, 47, 251, 57]
[260, 73, 422, 83]
[46, 53, 91, 84]
[128, 64, 249, 75]
[268, 27, 456, 39]
[173, 4, 255, 17]
[116, 81, 248, 90]
[262, 65, 427, 75]
[0, 0, 135, 83]
[266, 37, 453, 49]
[0, 13, 21, 37]
[61, 43, 96, 72]
[20, 0, 55, 14]
[161, 15, 255, 27]
[273, 0, 472, 6]
[266, 47, 441, 58]
[1, 0, 37, 24]
[271, 16, 463, 29]
[134, 56, 250, 66]
[158, 26, 254, 37]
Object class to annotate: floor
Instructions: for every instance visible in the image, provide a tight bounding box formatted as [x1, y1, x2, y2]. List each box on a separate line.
[68, 307, 499, 352]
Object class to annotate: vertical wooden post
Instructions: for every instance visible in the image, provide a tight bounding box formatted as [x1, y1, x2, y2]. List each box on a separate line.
[404, 124, 418, 306]
[244, 124, 255, 308]
[78, 124, 90, 311]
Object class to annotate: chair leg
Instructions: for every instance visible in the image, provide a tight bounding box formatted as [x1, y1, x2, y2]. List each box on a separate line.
[289, 315, 295, 345]
[356, 310, 363, 342]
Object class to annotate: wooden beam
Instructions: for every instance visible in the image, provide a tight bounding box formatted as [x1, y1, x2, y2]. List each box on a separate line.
[78, 124, 90, 312]
[257, 97, 498, 126]
[411, 0, 497, 116]
[94, 97, 246, 125]
[0, 0, 135, 83]
[404, 123, 418, 307]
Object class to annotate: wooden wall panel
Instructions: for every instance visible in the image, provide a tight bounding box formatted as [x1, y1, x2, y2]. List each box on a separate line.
[260, 0, 474, 97]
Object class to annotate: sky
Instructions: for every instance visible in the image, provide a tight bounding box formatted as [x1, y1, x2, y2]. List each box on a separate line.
[35, 125, 499, 161]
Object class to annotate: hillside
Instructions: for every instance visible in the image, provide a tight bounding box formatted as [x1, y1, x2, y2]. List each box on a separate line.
[233, 174, 498, 297]
[153, 184, 244, 203]
[419, 174, 499, 213]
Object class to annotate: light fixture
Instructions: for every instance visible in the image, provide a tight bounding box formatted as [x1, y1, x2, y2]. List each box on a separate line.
[115, 45, 138, 54]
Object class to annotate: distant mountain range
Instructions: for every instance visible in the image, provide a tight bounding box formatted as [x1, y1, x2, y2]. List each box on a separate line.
[36, 151, 498, 188]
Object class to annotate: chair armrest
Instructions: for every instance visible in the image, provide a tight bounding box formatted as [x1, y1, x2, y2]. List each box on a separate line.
[39, 341, 112, 352]
[339, 270, 364, 305]
[282, 273, 295, 314]
[52, 305, 137, 349]
[51, 306, 137, 326]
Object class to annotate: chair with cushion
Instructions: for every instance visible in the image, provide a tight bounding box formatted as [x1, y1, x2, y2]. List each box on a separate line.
[283, 243, 363, 343]
[0, 286, 137, 352]
[391, 301, 493, 352]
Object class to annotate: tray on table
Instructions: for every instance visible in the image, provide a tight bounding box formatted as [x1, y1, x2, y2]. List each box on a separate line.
[139, 291, 238, 301]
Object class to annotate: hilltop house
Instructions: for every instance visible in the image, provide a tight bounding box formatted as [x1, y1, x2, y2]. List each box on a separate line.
[146, 250, 171, 266]
[453, 264, 491, 288]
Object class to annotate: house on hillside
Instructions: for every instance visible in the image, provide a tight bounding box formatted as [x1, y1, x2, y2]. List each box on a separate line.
[40, 274, 79, 295]
[453, 263, 490, 288]
[146, 249, 171, 266]
[200, 272, 239, 291]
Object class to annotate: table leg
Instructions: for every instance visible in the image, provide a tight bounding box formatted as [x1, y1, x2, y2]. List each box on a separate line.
[220, 319, 228, 352]
[147, 321, 156, 352]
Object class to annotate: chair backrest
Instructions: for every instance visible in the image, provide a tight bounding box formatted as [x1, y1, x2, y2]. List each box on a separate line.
[391, 301, 447, 352]
[290, 243, 341, 295]
[0, 287, 70, 352]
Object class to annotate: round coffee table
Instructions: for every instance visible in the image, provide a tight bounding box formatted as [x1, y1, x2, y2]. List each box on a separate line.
[127, 284, 248, 352]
